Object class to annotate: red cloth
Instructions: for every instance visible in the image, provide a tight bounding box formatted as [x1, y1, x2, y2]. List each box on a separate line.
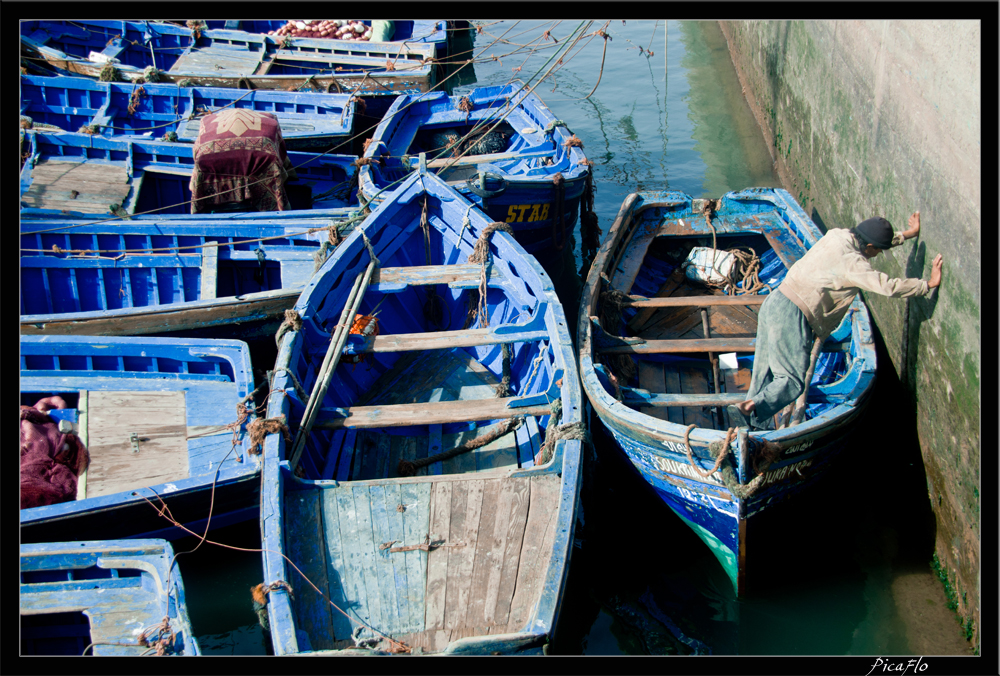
[20, 396, 90, 510]
[189, 109, 292, 213]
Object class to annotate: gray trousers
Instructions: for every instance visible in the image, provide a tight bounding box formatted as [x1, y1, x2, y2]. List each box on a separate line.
[746, 289, 815, 429]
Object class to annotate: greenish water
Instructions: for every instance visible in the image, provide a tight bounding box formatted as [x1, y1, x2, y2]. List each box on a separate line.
[173, 20, 967, 659]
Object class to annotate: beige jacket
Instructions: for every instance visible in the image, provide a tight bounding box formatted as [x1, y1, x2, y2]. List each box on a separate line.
[778, 228, 930, 339]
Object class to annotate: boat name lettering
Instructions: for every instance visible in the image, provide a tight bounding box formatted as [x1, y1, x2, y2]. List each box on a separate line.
[649, 454, 724, 486]
[762, 459, 812, 484]
[506, 203, 550, 223]
[782, 438, 815, 455]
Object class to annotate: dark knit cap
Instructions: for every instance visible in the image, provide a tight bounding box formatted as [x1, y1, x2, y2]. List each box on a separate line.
[853, 217, 894, 249]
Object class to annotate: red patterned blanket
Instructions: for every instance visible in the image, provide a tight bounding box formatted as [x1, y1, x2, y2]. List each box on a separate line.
[189, 109, 292, 213]
[20, 396, 90, 510]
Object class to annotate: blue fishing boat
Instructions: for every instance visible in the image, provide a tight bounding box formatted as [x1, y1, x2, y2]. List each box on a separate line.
[20, 539, 200, 656]
[577, 189, 876, 595]
[20, 74, 357, 152]
[20, 335, 261, 544]
[257, 168, 584, 654]
[20, 20, 436, 95]
[19, 131, 360, 220]
[357, 83, 592, 254]
[200, 20, 451, 60]
[20, 217, 359, 338]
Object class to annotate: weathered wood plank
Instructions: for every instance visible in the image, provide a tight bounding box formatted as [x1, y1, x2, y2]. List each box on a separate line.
[400, 482, 431, 635]
[285, 487, 334, 648]
[622, 389, 748, 407]
[483, 478, 515, 625]
[610, 221, 661, 295]
[347, 325, 548, 354]
[368, 484, 402, 635]
[599, 336, 851, 354]
[85, 390, 189, 497]
[492, 478, 530, 626]
[424, 481, 452, 631]
[380, 483, 416, 634]
[200, 245, 218, 300]
[505, 475, 560, 633]
[626, 294, 766, 308]
[443, 480, 474, 631]
[371, 264, 499, 289]
[636, 359, 670, 422]
[313, 395, 554, 430]
[463, 479, 499, 628]
[334, 486, 370, 632]
[351, 485, 384, 635]
[679, 366, 715, 429]
[320, 487, 354, 642]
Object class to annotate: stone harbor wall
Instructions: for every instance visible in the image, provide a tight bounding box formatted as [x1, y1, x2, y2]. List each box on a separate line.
[719, 19, 980, 650]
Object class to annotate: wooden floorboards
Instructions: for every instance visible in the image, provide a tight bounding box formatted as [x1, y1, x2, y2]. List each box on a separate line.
[84, 390, 190, 497]
[287, 473, 560, 653]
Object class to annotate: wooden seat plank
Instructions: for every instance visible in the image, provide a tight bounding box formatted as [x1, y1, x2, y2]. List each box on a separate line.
[625, 294, 767, 308]
[346, 325, 548, 354]
[313, 394, 554, 430]
[598, 336, 850, 355]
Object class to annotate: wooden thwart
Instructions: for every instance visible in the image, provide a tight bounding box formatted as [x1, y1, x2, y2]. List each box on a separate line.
[347, 326, 548, 354]
[624, 295, 766, 308]
[313, 395, 553, 430]
[598, 336, 850, 354]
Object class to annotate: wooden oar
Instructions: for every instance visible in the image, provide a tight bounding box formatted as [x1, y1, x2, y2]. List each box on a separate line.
[288, 257, 378, 470]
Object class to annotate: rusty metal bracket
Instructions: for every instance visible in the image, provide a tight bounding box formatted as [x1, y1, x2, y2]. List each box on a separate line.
[130, 432, 140, 453]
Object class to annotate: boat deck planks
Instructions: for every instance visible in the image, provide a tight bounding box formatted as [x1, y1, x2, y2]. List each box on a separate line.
[84, 390, 189, 497]
[22, 160, 130, 212]
[285, 474, 558, 650]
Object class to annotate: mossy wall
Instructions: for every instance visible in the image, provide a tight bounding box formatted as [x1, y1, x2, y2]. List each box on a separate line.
[718, 20, 980, 651]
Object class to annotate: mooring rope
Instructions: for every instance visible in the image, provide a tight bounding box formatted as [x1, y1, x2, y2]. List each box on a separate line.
[467, 221, 514, 326]
[682, 424, 733, 478]
[398, 418, 522, 477]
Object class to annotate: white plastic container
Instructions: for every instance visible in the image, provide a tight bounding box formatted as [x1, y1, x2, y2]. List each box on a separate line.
[682, 247, 734, 285]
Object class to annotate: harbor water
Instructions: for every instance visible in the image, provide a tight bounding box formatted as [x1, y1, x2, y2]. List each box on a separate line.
[171, 20, 972, 658]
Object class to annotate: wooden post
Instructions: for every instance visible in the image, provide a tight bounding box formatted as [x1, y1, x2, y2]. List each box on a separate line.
[701, 307, 725, 428]
[200, 243, 218, 300]
[288, 258, 378, 470]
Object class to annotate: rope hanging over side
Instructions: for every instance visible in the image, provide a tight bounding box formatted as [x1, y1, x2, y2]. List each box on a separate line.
[536, 399, 588, 466]
[397, 418, 522, 477]
[682, 424, 733, 478]
[251, 581, 294, 632]
[247, 415, 291, 456]
[467, 221, 514, 327]
[551, 172, 566, 251]
[494, 343, 512, 397]
[137, 616, 176, 656]
[275, 309, 303, 347]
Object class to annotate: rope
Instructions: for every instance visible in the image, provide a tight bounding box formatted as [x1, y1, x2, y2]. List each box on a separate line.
[251, 581, 294, 632]
[362, 232, 379, 266]
[467, 221, 514, 326]
[275, 309, 303, 347]
[681, 424, 733, 478]
[98, 62, 124, 82]
[699, 200, 771, 297]
[494, 343, 512, 397]
[551, 172, 566, 251]
[137, 615, 176, 656]
[537, 399, 587, 465]
[247, 415, 291, 455]
[398, 418, 522, 477]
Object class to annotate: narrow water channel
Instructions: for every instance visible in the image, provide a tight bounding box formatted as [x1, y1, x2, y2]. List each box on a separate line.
[173, 19, 971, 658]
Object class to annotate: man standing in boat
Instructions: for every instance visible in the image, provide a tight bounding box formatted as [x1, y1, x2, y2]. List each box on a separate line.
[730, 211, 943, 430]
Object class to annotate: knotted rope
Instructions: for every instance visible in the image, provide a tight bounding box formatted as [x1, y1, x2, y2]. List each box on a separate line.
[397, 418, 522, 477]
[186, 20, 207, 40]
[138, 616, 177, 656]
[467, 221, 514, 326]
[247, 415, 291, 455]
[78, 124, 100, 135]
[536, 399, 588, 466]
[494, 343, 512, 397]
[251, 581, 294, 632]
[275, 309, 303, 347]
[699, 199, 770, 296]
[98, 62, 124, 82]
[127, 85, 146, 115]
[682, 424, 733, 478]
[544, 119, 567, 135]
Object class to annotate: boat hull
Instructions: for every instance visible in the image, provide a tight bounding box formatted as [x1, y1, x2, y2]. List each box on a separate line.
[577, 188, 877, 595]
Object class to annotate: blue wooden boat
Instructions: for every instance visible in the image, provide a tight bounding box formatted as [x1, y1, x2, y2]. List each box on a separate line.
[201, 20, 451, 60]
[20, 74, 357, 152]
[20, 217, 360, 337]
[19, 130, 360, 219]
[577, 189, 876, 595]
[20, 335, 262, 544]
[358, 83, 592, 255]
[20, 539, 200, 656]
[20, 20, 436, 95]
[257, 168, 584, 654]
